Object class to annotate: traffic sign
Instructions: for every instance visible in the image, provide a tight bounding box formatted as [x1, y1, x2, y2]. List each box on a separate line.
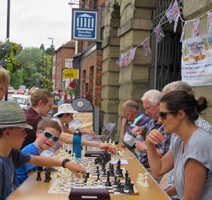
[72, 8, 99, 41]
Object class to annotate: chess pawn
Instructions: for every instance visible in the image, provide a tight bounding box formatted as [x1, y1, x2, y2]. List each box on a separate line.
[69, 183, 72, 190]
[70, 172, 74, 182]
[121, 150, 125, 157]
[143, 178, 149, 187]
[79, 173, 84, 184]
[56, 181, 62, 192]
[98, 180, 101, 186]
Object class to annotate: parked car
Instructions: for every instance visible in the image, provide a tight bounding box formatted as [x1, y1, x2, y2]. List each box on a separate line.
[8, 86, 15, 94]
[11, 94, 31, 110]
[17, 88, 25, 95]
[19, 85, 26, 92]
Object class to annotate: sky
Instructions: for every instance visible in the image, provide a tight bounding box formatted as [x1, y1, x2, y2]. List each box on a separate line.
[0, 0, 78, 50]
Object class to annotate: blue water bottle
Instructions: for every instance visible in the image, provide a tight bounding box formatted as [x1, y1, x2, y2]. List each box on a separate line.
[73, 128, 81, 158]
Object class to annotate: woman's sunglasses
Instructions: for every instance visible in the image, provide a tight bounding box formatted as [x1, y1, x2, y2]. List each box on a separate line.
[39, 130, 59, 142]
[159, 111, 177, 120]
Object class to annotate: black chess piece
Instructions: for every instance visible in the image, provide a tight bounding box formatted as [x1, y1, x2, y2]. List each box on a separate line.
[36, 171, 42, 181]
[124, 171, 129, 187]
[113, 176, 118, 185]
[105, 171, 111, 186]
[116, 180, 121, 192]
[103, 168, 106, 175]
[128, 183, 134, 194]
[109, 167, 115, 177]
[120, 184, 125, 194]
[44, 171, 50, 182]
[125, 177, 131, 190]
[118, 168, 123, 177]
[96, 165, 99, 173]
[96, 172, 100, 181]
[116, 159, 121, 173]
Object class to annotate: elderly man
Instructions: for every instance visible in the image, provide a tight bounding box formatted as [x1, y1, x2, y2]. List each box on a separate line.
[131, 90, 172, 182]
[160, 81, 212, 200]
[120, 100, 150, 152]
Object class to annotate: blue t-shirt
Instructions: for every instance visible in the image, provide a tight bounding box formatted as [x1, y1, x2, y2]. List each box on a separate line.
[0, 149, 31, 200]
[17, 143, 40, 186]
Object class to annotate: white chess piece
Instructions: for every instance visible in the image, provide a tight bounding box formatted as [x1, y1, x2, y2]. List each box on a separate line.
[70, 172, 74, 182]
[121, 150, 125, 157]
[143, 173, 149, 187]
[98, 180, 101, 186]
[69, 183, 72, 190]
[56, 181, 62, 192]
[79, 173, 84, 183]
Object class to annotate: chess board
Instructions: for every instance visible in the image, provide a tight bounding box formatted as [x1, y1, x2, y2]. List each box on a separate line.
[48, 178, 138, 195]
[65, 167, 127, 178]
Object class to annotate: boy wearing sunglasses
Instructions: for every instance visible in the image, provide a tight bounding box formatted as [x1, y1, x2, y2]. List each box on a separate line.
[17, 119, 66, 186]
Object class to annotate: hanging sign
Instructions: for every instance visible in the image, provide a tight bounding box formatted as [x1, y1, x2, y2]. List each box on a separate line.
[72, 8, 99, 41]
[64, 69, 79, 79]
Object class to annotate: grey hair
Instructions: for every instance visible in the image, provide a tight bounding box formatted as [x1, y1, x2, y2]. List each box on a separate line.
[162, 81, 194, 95]
[141, 90, 162, 106]
[125, 102, 139, 112]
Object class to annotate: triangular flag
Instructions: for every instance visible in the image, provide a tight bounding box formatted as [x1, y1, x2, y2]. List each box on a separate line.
[142, 39, 151, 56]
[208, 10, 212, 33]
[180, 22, 187, 42]
[128, 48, 136, 61]
[192, 18, 200, 37]
[154, 24, 165, 42]
[116, 54, 124, 67]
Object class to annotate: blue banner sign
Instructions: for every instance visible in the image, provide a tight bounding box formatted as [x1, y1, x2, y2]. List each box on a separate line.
[72, 8, 99, 41]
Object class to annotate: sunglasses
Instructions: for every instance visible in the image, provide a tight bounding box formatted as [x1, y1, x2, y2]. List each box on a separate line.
[39, 130, 59, 142]
[159, 111, 177, 120]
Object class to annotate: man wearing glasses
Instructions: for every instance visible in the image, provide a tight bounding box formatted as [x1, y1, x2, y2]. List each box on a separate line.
[131, 90, 172, 183]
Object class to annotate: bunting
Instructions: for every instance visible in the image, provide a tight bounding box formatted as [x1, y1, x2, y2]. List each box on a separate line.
[208, 10, 212, 33]
[192, 19, 200, 37]
[154, 24, 165, 42]
[180, 22, 187, 42]
[142, 39, 151, 56]
[115, 0, 212, 66]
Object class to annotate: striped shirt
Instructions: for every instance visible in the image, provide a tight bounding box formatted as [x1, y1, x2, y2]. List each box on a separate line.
[122, 112, 150, 148]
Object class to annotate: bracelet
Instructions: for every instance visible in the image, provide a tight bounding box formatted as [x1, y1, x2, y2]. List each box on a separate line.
[62, 159, 70, 168]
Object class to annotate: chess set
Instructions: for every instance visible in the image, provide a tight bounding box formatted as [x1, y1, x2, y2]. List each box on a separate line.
[48, 160, 138, 195]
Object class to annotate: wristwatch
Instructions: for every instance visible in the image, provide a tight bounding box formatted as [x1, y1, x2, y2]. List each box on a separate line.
[144, 147, 147, 153]
[62, 159, 70, 168]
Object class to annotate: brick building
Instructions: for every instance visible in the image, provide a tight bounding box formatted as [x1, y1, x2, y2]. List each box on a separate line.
[52, 41, 76, 91]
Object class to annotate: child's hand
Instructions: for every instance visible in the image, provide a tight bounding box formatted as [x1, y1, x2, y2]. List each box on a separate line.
[99, 143, 116, 155]
[146, 129, 166, 145]
[65, 162, 86, 179]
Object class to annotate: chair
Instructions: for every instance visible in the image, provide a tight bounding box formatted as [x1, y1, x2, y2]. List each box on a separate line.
[94, 123, 116, 142]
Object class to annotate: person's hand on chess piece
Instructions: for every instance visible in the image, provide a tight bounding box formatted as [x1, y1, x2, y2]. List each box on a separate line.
[99, 143, 116, 155]
[64, 161, 86, 179]
[132, 126, 144, 136]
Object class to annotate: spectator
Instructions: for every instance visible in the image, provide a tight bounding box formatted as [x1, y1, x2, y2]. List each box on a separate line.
[120, 100, 150, 155]
[83, 92, 92, 102]
[0, 66, 10, 101]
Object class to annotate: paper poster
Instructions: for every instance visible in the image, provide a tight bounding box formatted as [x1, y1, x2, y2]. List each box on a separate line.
[70, 112, 93, 131]
[181, 33, 212, 86]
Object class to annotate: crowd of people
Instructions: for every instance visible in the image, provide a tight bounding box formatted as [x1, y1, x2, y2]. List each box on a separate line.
[1, 64, 212, 200]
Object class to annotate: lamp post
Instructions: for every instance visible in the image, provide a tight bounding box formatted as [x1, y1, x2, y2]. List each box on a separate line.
[48, 37, 53, 81]
[5, 0, 10, 101]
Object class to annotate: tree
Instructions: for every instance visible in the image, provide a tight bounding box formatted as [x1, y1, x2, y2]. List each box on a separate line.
[15, 47, 43, 88]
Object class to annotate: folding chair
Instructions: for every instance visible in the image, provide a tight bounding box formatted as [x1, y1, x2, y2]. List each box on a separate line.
[94, 123, 116, 142]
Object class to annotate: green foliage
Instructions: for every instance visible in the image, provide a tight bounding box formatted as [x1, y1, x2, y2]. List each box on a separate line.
[66, 87, 76, 97]
[0, 40, 23, 73]
[36, 76, 54, 92]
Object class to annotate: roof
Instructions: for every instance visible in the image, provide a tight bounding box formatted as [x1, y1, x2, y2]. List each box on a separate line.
[55, 41, 75, 52]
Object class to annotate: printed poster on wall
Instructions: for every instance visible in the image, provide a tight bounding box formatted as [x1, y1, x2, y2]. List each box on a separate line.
[181, 33, 212, 86]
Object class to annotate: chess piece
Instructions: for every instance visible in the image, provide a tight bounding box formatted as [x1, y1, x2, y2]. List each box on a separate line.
[143, 174, 149, 187]
[113, 176, 118, 185]
[56, 181, 62, 192]
[36, 171, 42, 181]
[44, 171, 51, 182]
[79, 173, 84, 183]
[69, 183, 72, 190]
[98, 180, 101, 186]
[128, 183, 134, 194]
[70, 172, 74, 182]
[105, 171, 111, 186]
[120, 184, 125, 194]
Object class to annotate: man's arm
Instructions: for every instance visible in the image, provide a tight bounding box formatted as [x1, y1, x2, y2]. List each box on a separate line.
[120, 117, 128, 147]
[62, 124, 95, 139]
[59, 132, 116, 154]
